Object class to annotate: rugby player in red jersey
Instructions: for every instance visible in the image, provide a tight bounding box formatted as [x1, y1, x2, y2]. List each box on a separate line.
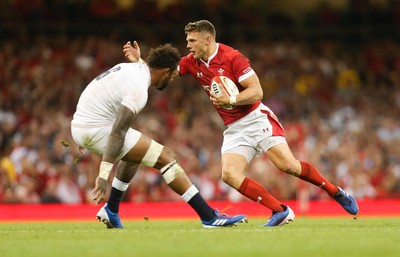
[122, 20, 359, 226]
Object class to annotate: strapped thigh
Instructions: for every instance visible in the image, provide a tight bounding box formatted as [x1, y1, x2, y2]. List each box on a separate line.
[140, 140, 164, 167]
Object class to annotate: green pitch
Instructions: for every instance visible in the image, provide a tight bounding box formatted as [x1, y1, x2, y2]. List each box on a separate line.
[1, 217, 399, 257]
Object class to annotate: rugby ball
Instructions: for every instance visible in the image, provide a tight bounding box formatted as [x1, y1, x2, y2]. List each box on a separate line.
[211, 76, 239, 96]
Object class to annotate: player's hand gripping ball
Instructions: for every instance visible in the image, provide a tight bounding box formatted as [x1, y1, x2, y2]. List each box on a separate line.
[211, 76, 239, 110]
[211, 76, 239, 96]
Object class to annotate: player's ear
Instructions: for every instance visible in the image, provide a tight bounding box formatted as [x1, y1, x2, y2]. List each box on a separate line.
[160, 68, 169, 75]
[206, 35, 212, 45]
[160, 68, 171, 79]
[171, 70, 179, 77]
[166, 68, 173, 76]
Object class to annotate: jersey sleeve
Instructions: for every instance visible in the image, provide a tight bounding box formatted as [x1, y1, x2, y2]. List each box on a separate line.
[230, 51, 255, 83]
[121, 88, 148, 116]
[177, 56, 190, 76]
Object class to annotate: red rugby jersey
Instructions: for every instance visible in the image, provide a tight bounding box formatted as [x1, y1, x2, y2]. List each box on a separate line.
[178, 43, 261, 125]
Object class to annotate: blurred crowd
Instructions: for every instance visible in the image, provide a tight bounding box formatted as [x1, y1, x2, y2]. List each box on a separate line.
[1, 33, 399, 205]
[1, 0, 400, 204]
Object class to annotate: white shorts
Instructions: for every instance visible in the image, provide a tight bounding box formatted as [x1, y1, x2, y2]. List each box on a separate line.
[71, 124, 141, 160]
[221, 103, 287, 163]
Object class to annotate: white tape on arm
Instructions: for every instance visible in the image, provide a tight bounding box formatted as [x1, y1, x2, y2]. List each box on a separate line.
[229, 95, 237, 105]
[99, 161, 113, 180]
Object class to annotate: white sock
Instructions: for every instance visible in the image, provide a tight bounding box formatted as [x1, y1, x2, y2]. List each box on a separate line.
[112, 178, 129, 192]
[181, 185, 199, 202]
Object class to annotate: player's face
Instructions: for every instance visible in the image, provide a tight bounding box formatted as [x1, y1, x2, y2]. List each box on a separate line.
[186, 31, 210, 61]
[156, 69, 179, 91]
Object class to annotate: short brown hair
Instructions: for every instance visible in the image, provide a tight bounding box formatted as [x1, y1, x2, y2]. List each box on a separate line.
[184, 20, 216, 38]
[146, 44, 181, 71]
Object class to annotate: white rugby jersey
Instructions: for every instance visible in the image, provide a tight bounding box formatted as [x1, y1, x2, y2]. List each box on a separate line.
[72, 63, 150, 127]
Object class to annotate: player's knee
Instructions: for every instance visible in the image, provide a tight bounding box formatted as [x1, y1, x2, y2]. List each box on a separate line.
[156, 147, 177, 167]
[160, 160, 184, 184]
[221, 168, 238, 186]
[221, 173, 232, 186]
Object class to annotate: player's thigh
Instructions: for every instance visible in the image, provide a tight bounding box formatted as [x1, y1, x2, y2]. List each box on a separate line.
[266, 143, 301, 175]
[121, 132, 153, 163]
[121, 132, 174, 169]
[222, 153, 248, 172]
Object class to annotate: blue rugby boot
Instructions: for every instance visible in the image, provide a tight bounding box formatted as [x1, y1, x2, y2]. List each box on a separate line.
[96, 204, 124, 229]
[264, 206, 295, 226]
[202, 211, 247, 228]
[334, 187, 359, 216]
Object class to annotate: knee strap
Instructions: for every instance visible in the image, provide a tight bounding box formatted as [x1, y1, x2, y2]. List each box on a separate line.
[160, 160, 184, 184]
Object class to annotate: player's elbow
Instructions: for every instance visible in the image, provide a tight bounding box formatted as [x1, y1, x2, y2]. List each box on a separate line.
[254, 88, 263, 101]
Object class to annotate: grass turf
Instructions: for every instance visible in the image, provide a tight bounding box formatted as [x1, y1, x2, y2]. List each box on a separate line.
[0, 217, 399, 257]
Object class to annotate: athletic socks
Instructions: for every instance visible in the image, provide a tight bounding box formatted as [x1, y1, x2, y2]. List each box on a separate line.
[182, 185, 215, 221]
[298, 161, 339, 197]
[107, 162, 338, 217]
[108, 180, 215, 221]
[107, 178, 129, 213]
[237, 161, 338, 213]
[238, 177, 285, 212]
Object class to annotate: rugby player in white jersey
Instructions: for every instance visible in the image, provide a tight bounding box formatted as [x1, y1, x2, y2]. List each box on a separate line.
[122, 20, 359, 226]
[71, 44, 247, 228]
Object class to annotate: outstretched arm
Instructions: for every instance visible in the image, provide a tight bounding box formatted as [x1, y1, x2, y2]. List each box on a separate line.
[123, 40, 145, 63]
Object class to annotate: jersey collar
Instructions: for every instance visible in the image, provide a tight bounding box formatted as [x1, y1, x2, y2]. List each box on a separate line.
[200, 43, 219, 67]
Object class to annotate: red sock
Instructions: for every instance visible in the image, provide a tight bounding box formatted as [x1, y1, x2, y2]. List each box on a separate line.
[299, 161, 339, 197]
[238, 177, 284, 212]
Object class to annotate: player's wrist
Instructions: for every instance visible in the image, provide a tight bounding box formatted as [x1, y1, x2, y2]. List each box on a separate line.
[99, 161, 113, 180]
[229, 95, 237, 105]
[138, 58, 145, 64]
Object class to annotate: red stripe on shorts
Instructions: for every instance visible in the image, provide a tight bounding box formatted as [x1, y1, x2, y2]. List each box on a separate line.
[260, 109, 286, 137]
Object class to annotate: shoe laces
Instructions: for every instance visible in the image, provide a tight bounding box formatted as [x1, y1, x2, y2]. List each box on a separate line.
[216, 212, 230, 219]
[337, 192, 352, 204]
[214, 204, 233, 219]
